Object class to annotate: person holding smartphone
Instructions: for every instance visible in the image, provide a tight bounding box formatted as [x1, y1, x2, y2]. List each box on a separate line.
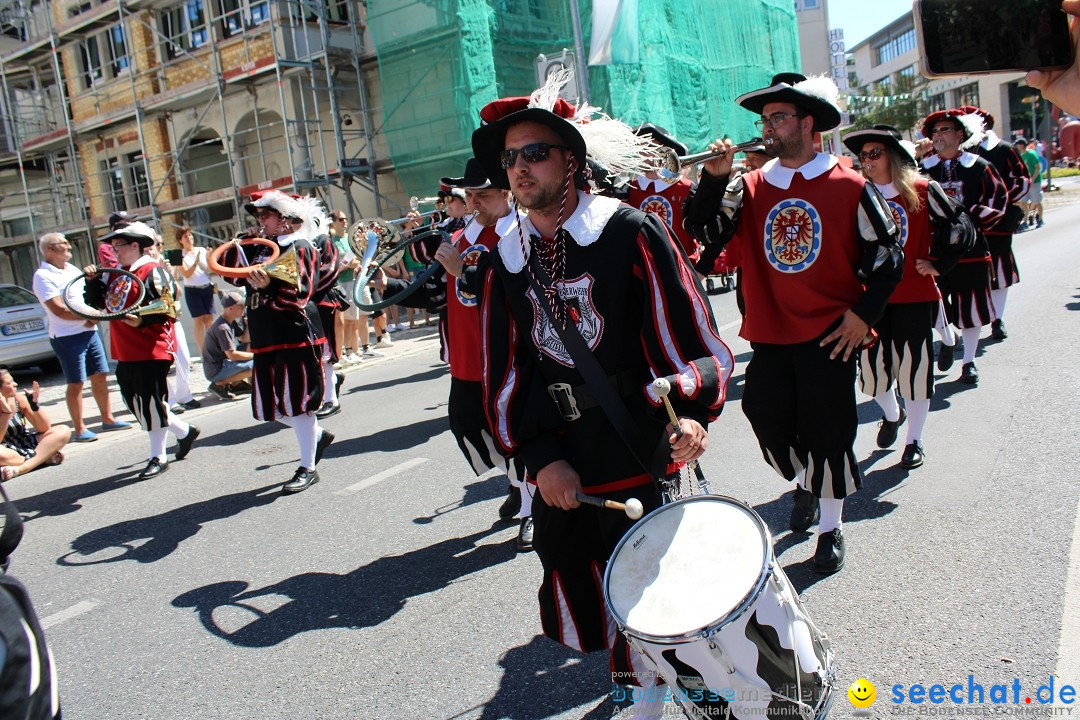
[1026, 0, 1080, 116]
[918, 110, 1009, 385]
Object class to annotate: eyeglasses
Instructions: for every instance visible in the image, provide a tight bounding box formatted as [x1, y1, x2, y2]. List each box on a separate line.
[254, 209, 278, 219]
[332, 216, 346, 222]
[931, 126, 956, 136]
[858, 148, 886, 162]
[754, 112, 804, 131]
[498, 142, 570, 170]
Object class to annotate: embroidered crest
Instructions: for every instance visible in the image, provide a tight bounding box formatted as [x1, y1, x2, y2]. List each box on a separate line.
[763, 199, 822, 273]
[528, 273, 603, 367]
[887, 200, 909, 248]
[105, 274, 133, 313]
[640, 194, 674, 228]
[455, 244, 488, 307]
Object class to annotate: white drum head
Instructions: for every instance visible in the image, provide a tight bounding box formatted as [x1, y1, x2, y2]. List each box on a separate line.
[606, 496, 769, 639]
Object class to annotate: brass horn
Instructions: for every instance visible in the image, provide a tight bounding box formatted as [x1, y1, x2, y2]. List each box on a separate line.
[264, 245, 300, 288]
[348, 218, 401, 270]
[657, 139, 771, 177]
[136, 282, 179, 319]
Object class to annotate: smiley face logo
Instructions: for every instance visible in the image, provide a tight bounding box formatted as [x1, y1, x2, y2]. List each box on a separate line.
[848, 678, 876, 708]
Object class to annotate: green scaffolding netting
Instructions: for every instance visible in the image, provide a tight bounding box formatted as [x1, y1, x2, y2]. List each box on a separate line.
[367, 0, 801, 200]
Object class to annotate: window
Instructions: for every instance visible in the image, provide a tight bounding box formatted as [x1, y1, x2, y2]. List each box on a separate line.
[161, 1, 209, 59]
[803, 0, 819, 8]
[957, 82, 979, 107]
[100, 153, 149, 213]
[78, 23, 129, 88]
[929, 93, 946, 112]
[220, 0, 269, 39]
[78, 35, 103, 87]
[896, 64, 918, 92]
[107, 25, 129, 75]
[872, 27, 916, 66]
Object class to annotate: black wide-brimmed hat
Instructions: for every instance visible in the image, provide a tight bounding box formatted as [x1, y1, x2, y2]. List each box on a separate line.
[843, 124, 916, 167]
[441, 157, 492, 190]
[635, 124, 688, 157]
[736, 73, 843, 133]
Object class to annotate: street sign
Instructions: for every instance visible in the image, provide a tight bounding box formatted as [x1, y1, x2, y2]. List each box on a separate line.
[535, 49, 580, 103]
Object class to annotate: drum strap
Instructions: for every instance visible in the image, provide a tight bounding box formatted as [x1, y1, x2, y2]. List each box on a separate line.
[524, 251, 656, 481]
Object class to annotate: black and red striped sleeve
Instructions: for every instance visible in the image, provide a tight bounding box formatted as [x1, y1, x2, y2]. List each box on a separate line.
[999, 145, 1032, 204]
[635, 213, 734, 426]
[478, 262, 564, 474]
[974, 163, 1009, 232]
[312, 234, 340, 302]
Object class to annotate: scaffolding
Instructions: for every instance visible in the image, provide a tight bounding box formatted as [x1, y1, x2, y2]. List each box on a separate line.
[0, 0, 396, 287]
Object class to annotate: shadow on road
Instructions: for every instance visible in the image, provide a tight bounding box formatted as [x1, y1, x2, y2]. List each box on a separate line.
[13, 469, 147, 520]
[172, 523, 515, 647]
[323, 415, 449, 459]
[56, 483, 282, 566]
[413, 473, 511, 525]
[193, 421, 283, 448]
[344, 364, 448, 396]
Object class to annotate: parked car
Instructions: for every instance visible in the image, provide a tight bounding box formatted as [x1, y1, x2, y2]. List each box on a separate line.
[0, 284, 59, 373]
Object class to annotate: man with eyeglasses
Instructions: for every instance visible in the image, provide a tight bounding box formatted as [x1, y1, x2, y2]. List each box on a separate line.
[32, 233, 131, 442]
[81, 222, 200, 479]
[471, 82, 732, 713]
[918, 109, 1009, 385]
[685, 73, 904, 574]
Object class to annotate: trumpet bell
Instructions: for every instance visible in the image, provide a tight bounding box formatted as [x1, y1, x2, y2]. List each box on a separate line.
[136, 283, 179, 319]
[264, 245, 300, 288]
[348, 218, 401, 269]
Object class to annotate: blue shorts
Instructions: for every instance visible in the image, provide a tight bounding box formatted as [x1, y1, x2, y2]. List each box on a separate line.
[185, 284, 216, 318]
[209, 359, 254, 383]
[50, 330, 109, 384]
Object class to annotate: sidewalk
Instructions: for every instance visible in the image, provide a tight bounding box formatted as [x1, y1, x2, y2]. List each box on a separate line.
[11, 325, 442, 458]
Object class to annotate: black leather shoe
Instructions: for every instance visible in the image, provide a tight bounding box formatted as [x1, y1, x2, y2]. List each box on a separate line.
[991, 319, 1008, 340]
[315, 401, 341, 419]
[180, 399, 202, 410]
[960, 362, 979, 384]
[813, 528, 845, 574]
[139, 458, 169, 479]
[175, 425, 200, 461]
[315, 429, 335, 465]
[900, 441, 925, 468]
[789, 485, 819, 533]
[335, 371, 345, 396]
[876, 407, 906, 449]
[498, 484, 521, 521]
[937, 343, 955, 372]
[282, 467, 320, 494]
[516, 517, 535, 552]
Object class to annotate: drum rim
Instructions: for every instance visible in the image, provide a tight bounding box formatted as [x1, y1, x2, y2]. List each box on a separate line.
[602, 494, 775, 644]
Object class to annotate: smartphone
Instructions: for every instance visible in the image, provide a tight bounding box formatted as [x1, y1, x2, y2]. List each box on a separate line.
[914, 0, 1074, 77]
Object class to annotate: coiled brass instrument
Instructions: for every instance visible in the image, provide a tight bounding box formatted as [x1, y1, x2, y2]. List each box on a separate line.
[207, 237, 300, 288]
[135, 282, 178, 318]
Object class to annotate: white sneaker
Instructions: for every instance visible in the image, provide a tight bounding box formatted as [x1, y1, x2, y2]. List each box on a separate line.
[345, 351, 363, 364]
[376, 334, 393, 346]
[332, 361, 344, 370]
[362, 347, 385, 358]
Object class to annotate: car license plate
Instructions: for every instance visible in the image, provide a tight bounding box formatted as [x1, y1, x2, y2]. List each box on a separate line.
[2, 319, 44, 336]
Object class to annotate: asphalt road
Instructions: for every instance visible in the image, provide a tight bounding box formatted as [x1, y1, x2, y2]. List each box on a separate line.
[6, 199, 1080, 720]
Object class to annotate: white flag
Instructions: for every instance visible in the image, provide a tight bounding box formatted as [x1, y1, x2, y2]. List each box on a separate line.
[589, 0, 639, 66]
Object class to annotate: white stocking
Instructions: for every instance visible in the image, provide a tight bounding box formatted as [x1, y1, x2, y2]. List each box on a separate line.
[148, 429, 168, 462]
[322, 361, 337, 405]
[279, 412, 318, 469]
[818, 497, 844, 534]
[874, 388, 901, 422]
[905, 399, 930, 445]
[961, 327, 981, 364]
[991, 288, 1008, 321]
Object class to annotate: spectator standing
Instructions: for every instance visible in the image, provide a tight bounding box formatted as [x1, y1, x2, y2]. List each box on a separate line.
[31, 233, 131, 442]
[177, 226, 216, 356]
[1016, 138, 1045, 228]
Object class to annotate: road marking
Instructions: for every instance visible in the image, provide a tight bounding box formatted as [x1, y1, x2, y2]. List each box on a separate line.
[716, 318, 741, 333]
[334, 458, 429, 495]
[1056, 490, 1080, 689]
[41, 600, 99, 629]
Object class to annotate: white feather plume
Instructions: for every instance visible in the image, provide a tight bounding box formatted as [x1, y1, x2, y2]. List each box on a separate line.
[957, 113, 986, 151]
[792, 74, 841, 107]
[529, 68, 573, 112]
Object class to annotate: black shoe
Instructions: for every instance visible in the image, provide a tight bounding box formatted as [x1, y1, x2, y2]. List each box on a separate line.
[228, 380, 252, 395]
[175, 425, 200, 461]
[991, 319, 1008, 340]
[282, 467, 320, 494]
[516, 517, 535, 552]
[789, 485, 819, 533]
[498, 484, 521, 521]
[170, 403, 185, 415]
[876, 407, 906, 449]
[960, 362, 979, 384]
[208, 383, 234, 401]
[180, 398, 202, 410]
[937, 344, 955, 372]
[139, 458, 169, 479]
[315, 401, 341, 419]
[315, 429, 335, 465]
[900, 441, 925, 468]
[335, 371, 345, 396]
[813, 528, 845, 574]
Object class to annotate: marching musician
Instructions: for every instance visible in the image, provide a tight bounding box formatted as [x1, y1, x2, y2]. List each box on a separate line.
[917, 109, 1008, 385]
[684, 73, 904, 573]
[471, 76, 732, 716]
[962, 105, 1031, 341]
[223, 191, 334, 494]
[82, 221, 200, 479]
[628, 124, 700, 263]
[843, 125, 975, 469]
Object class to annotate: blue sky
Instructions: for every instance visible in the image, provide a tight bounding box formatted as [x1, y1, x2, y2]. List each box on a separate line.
[828, 0, 914, 47]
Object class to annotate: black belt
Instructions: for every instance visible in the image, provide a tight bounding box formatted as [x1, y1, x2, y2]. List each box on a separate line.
[548, 369, 640, 422]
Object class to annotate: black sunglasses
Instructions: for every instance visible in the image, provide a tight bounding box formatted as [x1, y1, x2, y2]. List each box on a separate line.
[858, 148, 886, 162]
[499, 142, 570, 170]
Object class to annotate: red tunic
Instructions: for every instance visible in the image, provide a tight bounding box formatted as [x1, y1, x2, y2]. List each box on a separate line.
[108, 257, 175, 362]
[446, 222, 499, 382]
[876, 179, 941, 304]
[734, 163, 867, 344]
[627, 176, 699, 261]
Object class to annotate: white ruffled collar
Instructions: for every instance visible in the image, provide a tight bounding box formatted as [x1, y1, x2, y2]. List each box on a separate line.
[463, 209, 518, 245]
[873, 181, 898, 199]
[761, 153, 838, 190]
[497, 191, 622, 274]
[635, 175, 675, 192]
[126, 254, 155, 272]
[276, 231, 300, 247]
[981, 130, 1001, 151]
[922, 151, 978, 170]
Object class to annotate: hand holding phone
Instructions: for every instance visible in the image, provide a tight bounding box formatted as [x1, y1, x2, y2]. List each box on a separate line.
[1027, 0, 1080, 116]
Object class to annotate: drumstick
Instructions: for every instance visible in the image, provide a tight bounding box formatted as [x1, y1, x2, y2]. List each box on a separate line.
[575, 492, 644, 520]
[651, 377, 682, 437]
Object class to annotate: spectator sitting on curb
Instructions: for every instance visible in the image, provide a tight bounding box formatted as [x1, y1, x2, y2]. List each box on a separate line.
[202, 292, 253, 400]
[0, 369, 71, 481]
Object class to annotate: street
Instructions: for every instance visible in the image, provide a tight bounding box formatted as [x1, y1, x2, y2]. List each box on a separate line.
[6, 197, 1080, 720]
